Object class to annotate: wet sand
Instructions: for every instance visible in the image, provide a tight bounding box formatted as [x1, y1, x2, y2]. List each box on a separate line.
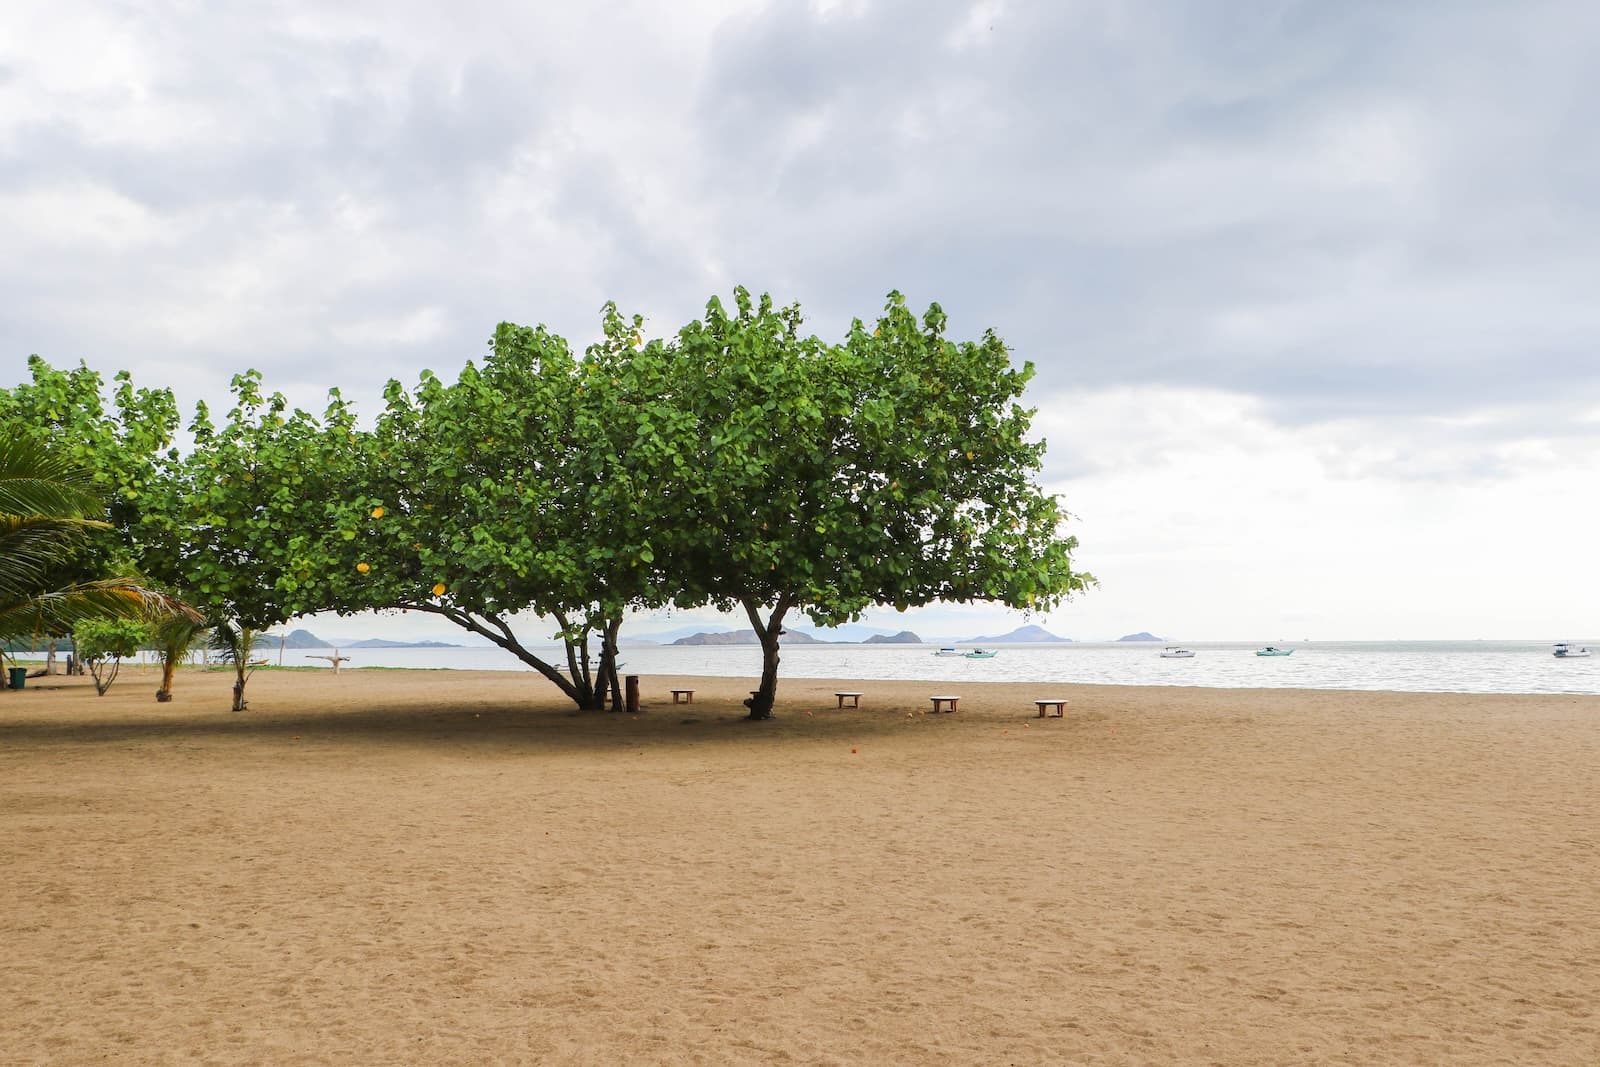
[3, 667, 1598, 1065]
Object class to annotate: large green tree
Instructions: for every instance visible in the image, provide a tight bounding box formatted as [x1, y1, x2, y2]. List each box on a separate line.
[136, 372, 325, 710]
[652, 289, 1093, 719]
[269, 318, 666, 710]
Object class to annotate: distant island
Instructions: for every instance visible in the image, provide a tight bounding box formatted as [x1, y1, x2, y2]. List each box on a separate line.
[267, 628, 462, 649]
[964, 624, 1070, 643]
[672, 629, 821, 646]
[671, 628, 924, 646]
[1117, 632, 1162, 642]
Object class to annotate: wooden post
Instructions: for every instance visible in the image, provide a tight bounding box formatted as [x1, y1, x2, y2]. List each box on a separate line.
[625, 675, 640, 713]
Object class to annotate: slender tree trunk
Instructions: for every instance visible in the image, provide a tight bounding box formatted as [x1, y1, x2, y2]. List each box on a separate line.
[556, 612, 600, 710]
[601, 617, 623, 711]
[741, 595, 792, 721]
[46, 640, 58, 676]
[408, 604, 617, 712]
[232, 662, 248, 712]
[157, 657, 177, 702]
[91, 657, 120, 696]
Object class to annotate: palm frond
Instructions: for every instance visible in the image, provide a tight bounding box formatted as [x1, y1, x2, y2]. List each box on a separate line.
[208, 619, 258, 665]
[0, 436, 104, 519]
[0, 515, 107, 601]
[0, 577, 201, 641]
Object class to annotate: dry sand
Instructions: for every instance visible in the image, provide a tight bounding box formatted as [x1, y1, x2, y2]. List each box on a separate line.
[3, 665, 1598, 1065]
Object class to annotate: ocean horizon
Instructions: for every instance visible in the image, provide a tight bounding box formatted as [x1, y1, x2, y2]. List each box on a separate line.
[53, 638, 1594, 698]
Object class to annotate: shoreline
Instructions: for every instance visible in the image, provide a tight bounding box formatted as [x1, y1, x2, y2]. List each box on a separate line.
[6, 646, 1593, 703]
[5, 670, 1599, 1064]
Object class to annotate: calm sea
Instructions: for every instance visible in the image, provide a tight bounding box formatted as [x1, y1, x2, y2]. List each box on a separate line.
[216, 640, 1600, 697]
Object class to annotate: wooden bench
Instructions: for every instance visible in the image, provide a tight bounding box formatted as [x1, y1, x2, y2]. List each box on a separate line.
[670, 689, 695, 705]
[930, 695, 959, 714]
[1034, 698, 1069, 718]
[834, 691, 863, 709]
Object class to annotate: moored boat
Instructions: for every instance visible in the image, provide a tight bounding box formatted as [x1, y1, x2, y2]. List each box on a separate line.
[1553, 642, 1592, 658]
[933, 647, 963, 657]
[1256, 646, 1294, 656]
[964, 649, 998, 659]
[1160, 646, 1195, 658]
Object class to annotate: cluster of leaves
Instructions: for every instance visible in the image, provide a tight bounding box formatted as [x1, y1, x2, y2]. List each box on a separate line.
[6, 289, 1093, 716]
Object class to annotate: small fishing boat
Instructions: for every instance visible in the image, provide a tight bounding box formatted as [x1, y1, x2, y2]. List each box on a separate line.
[1256, 646, 1294, 657]
[964, 649, 998, 660]
[933, 647, 964, 657]
[1553, 643, 1592, 658]
[1160, 647, 1195, 659]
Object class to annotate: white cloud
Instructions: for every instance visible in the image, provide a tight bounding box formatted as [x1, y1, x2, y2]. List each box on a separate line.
[1033, 385, 1600, 639]
[330, 306, 447, 347]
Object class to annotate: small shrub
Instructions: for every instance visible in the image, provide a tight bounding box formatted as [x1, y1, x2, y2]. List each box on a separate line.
[73, 618, 150, 697]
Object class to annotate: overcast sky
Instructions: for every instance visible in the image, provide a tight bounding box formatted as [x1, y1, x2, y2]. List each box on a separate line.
[4, 0, 1597, 642]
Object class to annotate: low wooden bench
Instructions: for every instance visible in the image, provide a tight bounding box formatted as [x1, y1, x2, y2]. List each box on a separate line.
[1034, 698, 1069, 718]
[930, 695, 959, 714]
[670, 689, 695, 705]
[834, 691, 863, 709]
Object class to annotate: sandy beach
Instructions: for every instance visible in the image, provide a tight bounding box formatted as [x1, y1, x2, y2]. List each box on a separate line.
[3, 666, 1598, 1065]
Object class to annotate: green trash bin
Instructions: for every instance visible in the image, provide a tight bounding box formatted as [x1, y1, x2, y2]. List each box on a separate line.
[7, 666, 27, 689]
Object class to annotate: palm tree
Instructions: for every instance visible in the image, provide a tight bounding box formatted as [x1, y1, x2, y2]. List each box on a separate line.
[208, 620, 265, 712]
[153, 614, 210, 703]
[0, 436, 197, 682]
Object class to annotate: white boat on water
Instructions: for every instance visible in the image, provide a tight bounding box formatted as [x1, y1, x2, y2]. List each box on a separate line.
[933, 647, 964, 657]
[1553, 642, 1592, 658]
[1256, 646, 1294, 657]
[1160, 646, 1195, 658]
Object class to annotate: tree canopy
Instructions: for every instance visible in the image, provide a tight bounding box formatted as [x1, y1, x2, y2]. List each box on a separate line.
[642, 288, 1091, 717]
[5, 290, 1093, 714]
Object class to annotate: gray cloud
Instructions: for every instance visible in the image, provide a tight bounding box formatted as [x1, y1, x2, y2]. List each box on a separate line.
[688, 0, 1600, 421]
[2, 0, 1597, 448]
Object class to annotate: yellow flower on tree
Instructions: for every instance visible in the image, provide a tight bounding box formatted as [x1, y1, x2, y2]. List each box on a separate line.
[370, 506, 385, 519]
[432, 583, 447, 596]
[356, 562, 370, 574]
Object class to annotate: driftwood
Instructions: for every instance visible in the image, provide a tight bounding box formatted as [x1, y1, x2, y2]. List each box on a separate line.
[305, 649, 352, 675]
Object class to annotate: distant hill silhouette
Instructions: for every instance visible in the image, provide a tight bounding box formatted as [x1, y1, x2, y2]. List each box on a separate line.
[267, 629, 460, 649]
[272, 629, 332, 649]
[1117, 632, 1162, 642]
[672, 629, 820, 646]
[863, 630, 921, 644]
[965, 624, 1070, 643]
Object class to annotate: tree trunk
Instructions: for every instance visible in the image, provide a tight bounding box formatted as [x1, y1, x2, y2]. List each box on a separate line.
[91, 657, 119, 696]
[746, 634, 781, 720]
[556, 613, 601, 710]
[602, 617, 623, 711]
[232, 663, 248, 712]
[46, 641, 58, 676]
[409, 604, 621, 712]
[157, 656, 177, 702]
[741, 596, 791, 721]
